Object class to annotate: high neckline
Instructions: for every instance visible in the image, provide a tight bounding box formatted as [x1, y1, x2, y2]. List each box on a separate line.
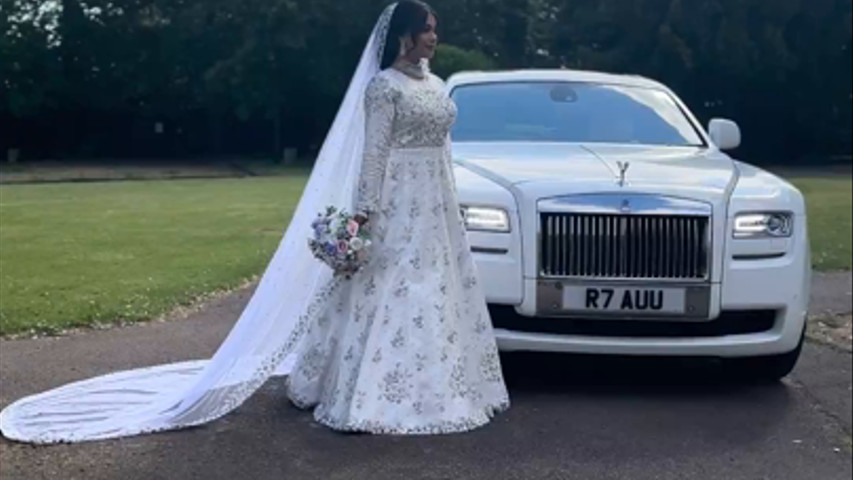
[391, 58, 429, 80]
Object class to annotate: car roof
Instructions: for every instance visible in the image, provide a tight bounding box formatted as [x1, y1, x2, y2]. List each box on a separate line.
[446, 69, 669, 91]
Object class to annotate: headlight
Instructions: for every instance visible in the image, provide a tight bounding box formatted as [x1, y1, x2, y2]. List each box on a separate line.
[733, 212, 793, 238]
[460, 206, 510, 232]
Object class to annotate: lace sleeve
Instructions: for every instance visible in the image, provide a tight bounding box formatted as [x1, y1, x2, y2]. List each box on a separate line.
[355, 74, 397, 217]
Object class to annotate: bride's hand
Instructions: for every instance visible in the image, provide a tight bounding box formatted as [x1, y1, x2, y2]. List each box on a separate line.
[354, 213, 369, 226]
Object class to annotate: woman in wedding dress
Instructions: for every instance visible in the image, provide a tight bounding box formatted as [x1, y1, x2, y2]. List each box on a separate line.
[286, 1, 509, 433]
[0, 1, 508, 443]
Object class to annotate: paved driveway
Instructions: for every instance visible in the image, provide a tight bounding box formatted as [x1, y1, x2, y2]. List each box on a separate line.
[1, 274, 850, 480]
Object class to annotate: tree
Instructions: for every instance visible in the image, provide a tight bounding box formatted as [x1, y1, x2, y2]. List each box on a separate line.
[2, 0, 850, 163]
[431, 44, 497, 79]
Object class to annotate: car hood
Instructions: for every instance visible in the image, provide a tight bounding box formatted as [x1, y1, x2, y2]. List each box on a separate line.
[452, 142, 737, 204]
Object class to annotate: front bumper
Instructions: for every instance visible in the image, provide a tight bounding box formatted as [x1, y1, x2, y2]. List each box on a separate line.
[493, 307, 803, 357]
[489, 240, 809, 358]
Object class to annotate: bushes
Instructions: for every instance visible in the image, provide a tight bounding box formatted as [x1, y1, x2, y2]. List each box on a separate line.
[431, 44, 498, 79]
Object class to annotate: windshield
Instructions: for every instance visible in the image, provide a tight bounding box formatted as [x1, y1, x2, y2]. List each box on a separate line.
[450, 81, 705, 147]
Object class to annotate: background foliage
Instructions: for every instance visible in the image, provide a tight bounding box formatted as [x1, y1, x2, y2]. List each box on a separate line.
[1, 0, 851, 164]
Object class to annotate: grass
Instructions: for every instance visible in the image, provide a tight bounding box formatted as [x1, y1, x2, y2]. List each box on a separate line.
[0, 173, 849, 335]
[0, 160, 312, 184]
[788, 177, 852, 271]
[0, 177, 306, 335]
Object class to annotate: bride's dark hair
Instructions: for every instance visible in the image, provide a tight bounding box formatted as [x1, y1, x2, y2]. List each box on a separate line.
[380, 1, 437, 70]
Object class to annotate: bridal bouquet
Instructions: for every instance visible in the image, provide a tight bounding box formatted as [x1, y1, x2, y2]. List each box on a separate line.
[308, 206, 372, 277]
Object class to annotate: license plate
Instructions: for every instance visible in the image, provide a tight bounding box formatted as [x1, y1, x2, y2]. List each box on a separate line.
[562, 286, 686, 314]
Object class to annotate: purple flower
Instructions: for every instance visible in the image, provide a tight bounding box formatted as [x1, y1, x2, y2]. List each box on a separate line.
[337, 240, 349, 254]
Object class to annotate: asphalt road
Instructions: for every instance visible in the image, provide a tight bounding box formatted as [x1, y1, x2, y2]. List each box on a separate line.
[1, 273, 850, 480]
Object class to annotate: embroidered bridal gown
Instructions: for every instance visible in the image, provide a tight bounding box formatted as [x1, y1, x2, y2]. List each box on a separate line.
[286, 65, 510, 433]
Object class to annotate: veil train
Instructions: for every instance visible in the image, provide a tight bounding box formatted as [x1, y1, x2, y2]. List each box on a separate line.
[0, 3, 398, 444]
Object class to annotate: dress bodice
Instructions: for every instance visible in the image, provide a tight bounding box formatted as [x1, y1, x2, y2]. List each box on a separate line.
[355, 66, 458, 216]
[373, 69, 457, 149]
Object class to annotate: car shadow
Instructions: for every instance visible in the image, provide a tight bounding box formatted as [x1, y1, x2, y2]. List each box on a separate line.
[499, 350, 789, 396]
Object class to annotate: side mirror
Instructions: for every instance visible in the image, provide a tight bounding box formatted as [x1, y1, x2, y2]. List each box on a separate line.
[708, 118, 741, 150]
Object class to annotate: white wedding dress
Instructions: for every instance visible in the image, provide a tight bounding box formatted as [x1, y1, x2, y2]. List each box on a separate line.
[286, 67, 509, 433]
[0, 3, 508, 444]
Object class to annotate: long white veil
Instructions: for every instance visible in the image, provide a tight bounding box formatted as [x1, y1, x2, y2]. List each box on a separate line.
[0, 3, 398, 444]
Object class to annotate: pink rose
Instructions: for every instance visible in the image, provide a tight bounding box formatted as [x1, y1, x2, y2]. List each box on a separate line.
[346, 220, 359, 237]
[337, 240, 349, 254]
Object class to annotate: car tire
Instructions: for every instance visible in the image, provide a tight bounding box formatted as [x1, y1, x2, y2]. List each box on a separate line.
[728, 325, 805, 383]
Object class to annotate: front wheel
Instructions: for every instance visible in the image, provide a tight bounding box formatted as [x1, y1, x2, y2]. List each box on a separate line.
[727, 325, 805, 383]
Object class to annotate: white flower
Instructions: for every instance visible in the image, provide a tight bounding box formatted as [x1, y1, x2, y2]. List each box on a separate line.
[349, 237, 365, 251]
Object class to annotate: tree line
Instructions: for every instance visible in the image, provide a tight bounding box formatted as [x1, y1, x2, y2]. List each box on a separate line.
[1, 0, 850, 164]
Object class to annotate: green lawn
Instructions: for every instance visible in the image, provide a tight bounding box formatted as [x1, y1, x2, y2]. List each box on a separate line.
[788, 177, 852, 271]
[0, 174, 849, 335]
[0, 177, 305, 335]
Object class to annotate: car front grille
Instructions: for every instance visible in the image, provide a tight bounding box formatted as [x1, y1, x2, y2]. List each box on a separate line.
[540, 212, 710, 280]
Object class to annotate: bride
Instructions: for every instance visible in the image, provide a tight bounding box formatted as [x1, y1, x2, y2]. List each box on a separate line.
[0, 0, 509, 443]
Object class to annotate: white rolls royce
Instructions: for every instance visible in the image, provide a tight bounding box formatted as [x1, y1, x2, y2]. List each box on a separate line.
[448, 69, 811, 381]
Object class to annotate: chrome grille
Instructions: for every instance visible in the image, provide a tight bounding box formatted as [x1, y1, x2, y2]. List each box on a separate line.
[540, 213, 709, 279]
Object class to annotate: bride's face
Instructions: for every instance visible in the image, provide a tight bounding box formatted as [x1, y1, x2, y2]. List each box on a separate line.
[406, 13, 438, 61]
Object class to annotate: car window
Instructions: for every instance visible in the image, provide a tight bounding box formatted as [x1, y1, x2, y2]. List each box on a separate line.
[450, 81, 705, 147]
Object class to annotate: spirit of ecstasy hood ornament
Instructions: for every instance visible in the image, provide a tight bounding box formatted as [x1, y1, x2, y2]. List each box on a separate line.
[616, 161, 630, 187]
